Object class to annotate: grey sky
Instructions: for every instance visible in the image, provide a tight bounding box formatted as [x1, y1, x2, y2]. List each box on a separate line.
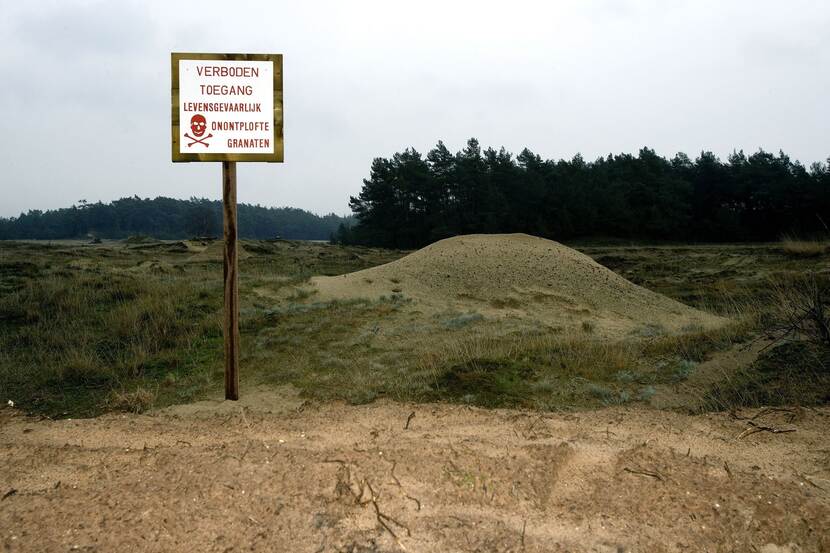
[1, 0, 828, 218]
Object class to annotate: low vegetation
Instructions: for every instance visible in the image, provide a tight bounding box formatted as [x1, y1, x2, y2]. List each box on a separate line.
[0, 239, 827, 417]
[702, 342, 830, 411]
[780, 237, 828, 258]
[0, 267, 222, 416]
[0, 239, 402, 416]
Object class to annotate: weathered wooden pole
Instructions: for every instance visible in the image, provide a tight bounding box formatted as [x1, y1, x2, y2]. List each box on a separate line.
[222, 161, 240, 400]
[173, 52, 283, 401]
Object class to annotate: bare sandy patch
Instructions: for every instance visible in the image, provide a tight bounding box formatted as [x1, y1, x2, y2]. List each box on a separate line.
[0, 400, 827, 552]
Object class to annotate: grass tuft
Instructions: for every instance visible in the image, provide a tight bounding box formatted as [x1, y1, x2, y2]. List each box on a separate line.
[780, 236, 827, 258]
[107, 387, 156, 413]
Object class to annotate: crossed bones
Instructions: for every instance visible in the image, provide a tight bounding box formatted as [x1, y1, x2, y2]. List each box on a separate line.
[184, 132, 213, 147]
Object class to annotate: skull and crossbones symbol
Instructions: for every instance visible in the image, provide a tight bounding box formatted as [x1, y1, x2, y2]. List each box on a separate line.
[184, 114, 212, 147]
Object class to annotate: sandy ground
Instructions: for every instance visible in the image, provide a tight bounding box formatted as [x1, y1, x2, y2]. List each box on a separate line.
[1, 391, 828, 553]
[310, 234, 724, 337]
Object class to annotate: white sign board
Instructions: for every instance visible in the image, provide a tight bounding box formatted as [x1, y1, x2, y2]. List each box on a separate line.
[171, 53, 283, 162]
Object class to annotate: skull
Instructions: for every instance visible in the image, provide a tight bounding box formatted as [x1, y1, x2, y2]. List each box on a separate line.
[190, 114, 207, 137]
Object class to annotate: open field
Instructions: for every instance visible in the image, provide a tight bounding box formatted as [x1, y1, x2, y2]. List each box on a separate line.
[1, 236, 829, 551]
[1, 237, 827, 417]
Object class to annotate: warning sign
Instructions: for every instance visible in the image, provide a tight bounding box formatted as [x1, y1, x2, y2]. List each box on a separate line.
[171, 53, 283, 162]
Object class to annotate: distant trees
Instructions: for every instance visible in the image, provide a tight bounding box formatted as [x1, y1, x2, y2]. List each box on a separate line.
[341, 139, 830, 248]
[0, 196, 352, 241]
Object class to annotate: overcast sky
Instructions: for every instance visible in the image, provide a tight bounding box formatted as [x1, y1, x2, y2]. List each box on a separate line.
[1, 0, 828, 218]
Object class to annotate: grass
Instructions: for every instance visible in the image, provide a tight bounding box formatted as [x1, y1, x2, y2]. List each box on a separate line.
[411, 322, 753, 410]
[700, 341, 830, 411]
[0, 239, 403, 417]
[0, 269, 223, 416]
[780, 236, 827, 258]
[1, 238, 828, 417]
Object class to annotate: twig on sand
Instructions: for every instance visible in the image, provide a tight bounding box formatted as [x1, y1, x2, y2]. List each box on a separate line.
[2, 488, 17, 501]
[389, 460, 402, 487]
[323, 458, 348, 465]
[405, 494, 422, 511]
[521, 519, 527, 549]
[792, 468, 826, 491]
[237, 440, 252, 463]
[524, 416, 544, 438]
[623, 467, 664, 481]
[732, 407, 799, 422]
[751, 407, 799, 423]
[332, 462, 413, 546]
[404, 411, 416, 430]
[389, 460, 423, 511]
[239, 407, 252, 430]
[736, 421, 796, 440]
[366, 481, 412, 542]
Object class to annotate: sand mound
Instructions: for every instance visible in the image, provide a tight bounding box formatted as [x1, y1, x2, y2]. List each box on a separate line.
[311, 234, 725, 335]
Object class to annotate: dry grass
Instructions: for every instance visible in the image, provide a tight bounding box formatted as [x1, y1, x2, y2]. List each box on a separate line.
[780, 237, 827, 258]
[0, 239, 405, 417]
[407, 320, 756, 409]
[643, 316, 757, 362]
[699, 341, 830, 412]
[2, 238, 828, 417]
[768, 272, 830, 347]
[107, 387, 156, 413]
[0, 269, 222, 416]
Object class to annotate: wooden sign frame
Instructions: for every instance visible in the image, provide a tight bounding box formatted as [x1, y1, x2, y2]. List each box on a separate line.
[171, 52, 284, 163]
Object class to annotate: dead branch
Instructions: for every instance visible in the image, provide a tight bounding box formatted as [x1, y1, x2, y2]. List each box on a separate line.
[736, 420, 796, 440]
[524, 416, 544, 437]
[366, 480, 412, 539]
[239, 406, 252, 430]
[404, 411, 416, 430]
[751, 407, 799, 423]
[623, 467, 664, 481]
[330, 461, 413, 545]
[237, 440, 252, 463]
[732, 407, 799, 423]
[389, 459, 402, 488]
[728, 409, 751, 421]
[404, 494, 422, 511]
[794, 471, 826, 491]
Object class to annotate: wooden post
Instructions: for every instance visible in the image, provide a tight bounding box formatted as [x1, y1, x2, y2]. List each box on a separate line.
[222, 161, 240, 400]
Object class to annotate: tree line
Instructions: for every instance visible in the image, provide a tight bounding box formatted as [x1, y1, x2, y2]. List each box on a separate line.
[337, 139, 830, 248]
[0, 196, 352, 241]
